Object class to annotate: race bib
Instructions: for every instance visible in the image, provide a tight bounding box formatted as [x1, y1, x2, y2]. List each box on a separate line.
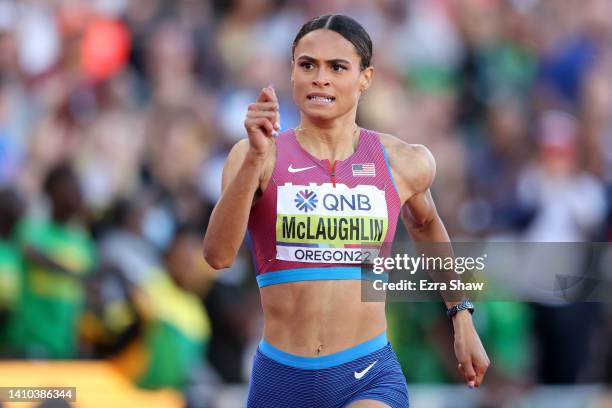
[275, 182, 388, 263]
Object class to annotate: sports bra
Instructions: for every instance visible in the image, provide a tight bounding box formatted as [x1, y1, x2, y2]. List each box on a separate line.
[247, 128, 401, 288]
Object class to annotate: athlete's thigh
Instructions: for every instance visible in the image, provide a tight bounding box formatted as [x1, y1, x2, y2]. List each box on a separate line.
[345, 400, 391, 408]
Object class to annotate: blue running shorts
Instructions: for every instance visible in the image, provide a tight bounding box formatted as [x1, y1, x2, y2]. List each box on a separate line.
[247, 332, 409, 407]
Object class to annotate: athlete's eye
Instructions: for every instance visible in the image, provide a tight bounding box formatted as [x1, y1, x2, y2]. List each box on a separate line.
[299, 62, 314, 70]
[331, 64, 347, 72]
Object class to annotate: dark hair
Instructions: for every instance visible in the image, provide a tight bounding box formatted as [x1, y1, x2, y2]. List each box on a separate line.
[292, 14, 373, 70]
[43, 162, 78, 196]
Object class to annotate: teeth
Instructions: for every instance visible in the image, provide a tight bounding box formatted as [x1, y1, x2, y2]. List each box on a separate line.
[309, 96, 334, 102]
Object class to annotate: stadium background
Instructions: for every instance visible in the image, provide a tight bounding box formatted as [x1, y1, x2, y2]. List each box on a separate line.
[0, 0, 611, 407]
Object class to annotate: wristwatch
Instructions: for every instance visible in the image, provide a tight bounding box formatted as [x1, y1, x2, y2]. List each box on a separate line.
[446, 300, 474, 318]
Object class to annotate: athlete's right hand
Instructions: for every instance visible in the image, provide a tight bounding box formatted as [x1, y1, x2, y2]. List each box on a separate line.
[244, 85, 280, 158]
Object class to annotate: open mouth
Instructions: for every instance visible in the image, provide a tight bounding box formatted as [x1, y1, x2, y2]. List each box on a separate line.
[307, 95, 336, 103]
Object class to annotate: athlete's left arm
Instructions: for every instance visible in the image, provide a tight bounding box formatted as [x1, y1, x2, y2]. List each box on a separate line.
[385, 137, 490, 388]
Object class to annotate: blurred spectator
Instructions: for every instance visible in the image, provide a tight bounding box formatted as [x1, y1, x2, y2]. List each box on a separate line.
[518, 111, 606, 384]
[518, 111, 606, 242]
[131, 230, 210, 391]
[463, 95, 534, 236]
[96, 199, 211, 391]
[11, 162, 95, 358]
[75, 78, 146, 214]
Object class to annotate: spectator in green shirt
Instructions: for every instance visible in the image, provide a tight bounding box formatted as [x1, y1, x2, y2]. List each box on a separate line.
[13, 163, 96, 359]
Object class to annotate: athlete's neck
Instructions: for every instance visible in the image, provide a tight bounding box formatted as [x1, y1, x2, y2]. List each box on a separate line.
[296, 116, 360, 163]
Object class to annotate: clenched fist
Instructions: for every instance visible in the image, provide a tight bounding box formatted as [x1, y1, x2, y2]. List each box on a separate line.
[245, 85, 281, 158]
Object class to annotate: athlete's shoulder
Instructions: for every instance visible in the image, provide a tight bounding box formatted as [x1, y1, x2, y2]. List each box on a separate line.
[377, 132, 436, 194]
[377, 132, 430, 157]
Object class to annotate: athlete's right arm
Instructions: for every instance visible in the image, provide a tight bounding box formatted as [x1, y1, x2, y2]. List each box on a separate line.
[202, 86, 279, 269]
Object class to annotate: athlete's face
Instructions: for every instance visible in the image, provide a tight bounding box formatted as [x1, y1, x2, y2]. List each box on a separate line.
[292, 29, 373, 122]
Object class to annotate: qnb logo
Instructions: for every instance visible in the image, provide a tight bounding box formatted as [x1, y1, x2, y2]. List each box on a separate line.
[323, 193, 371, 211]
[294, 190, 318, 212]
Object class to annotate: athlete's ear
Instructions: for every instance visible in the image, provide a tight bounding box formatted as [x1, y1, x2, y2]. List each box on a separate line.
[359, 66, 374, 92]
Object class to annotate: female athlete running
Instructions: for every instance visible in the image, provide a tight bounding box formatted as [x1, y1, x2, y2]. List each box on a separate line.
[203, 13, 489, 408]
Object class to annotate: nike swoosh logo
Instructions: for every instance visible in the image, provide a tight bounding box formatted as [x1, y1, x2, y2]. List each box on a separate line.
[354, 360, 377, 379]
[288, 164, 316, 173]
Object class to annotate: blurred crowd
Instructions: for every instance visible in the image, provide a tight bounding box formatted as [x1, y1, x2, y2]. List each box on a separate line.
[0, 0, 612, 406]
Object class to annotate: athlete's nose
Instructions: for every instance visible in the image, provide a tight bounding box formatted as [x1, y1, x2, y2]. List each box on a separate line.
[313, 70, 330, 87]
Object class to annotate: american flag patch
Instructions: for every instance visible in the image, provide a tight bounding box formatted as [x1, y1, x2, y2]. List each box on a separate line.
[352, 163, 376, 176]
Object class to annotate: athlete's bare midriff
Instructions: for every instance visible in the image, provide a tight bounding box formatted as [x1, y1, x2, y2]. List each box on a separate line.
[260, 280, 387, 356]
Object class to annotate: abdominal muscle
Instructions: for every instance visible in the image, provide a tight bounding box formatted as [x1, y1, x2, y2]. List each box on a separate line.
[260, 280, 387, 357]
